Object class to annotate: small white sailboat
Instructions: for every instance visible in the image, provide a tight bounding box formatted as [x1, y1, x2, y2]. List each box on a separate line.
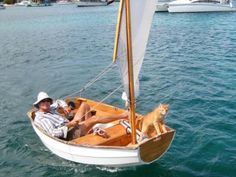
[76, 0, 114, 7]
[156, 0, 172, 12]
[56, 0, 73, 5]
[27, 0, 175, 167]
[26, 0, 52, 7]
[0, 4, 5, 9]
[15, 0, 31, 6]
[168, 0, 236, 13]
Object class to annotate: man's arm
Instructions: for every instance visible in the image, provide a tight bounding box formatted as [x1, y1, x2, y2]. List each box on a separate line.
[37, 118, 68, 139]
[51, 99, 68, 109]
[51, 99, 71, 115]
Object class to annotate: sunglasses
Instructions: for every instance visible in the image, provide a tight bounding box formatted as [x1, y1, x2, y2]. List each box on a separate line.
[41, 99, 52, 103]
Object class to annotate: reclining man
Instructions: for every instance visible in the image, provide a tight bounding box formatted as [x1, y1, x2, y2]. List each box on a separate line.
[33, 92, 128, 140]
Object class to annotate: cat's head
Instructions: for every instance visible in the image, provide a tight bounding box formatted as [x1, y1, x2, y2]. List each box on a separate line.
[159, 104, 169, 116]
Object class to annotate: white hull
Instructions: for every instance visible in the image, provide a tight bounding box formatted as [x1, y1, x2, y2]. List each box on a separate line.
[31, 120, 175, 166]
[156, 2, 169, 12]
[168, 3, 236, 12]
[15, 4, 28, 6]
[57, 2, 73, 5]
[15, 0, 31, 6]
[76, 1, 108, 7]
[32, 123, 144, 166]
[0, 5, 5, 9]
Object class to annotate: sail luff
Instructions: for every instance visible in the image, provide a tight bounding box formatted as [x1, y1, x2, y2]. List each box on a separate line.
[115, 0, 156, 143]
[124, 0, 137, 144]
[112, 0, 124, 63]
[116, 0, 156, 98]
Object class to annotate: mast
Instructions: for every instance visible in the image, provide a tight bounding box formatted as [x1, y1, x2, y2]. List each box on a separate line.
[124, 0, 137, 144]
[113, 0, 137, 144]
[113, 0, 124, 63]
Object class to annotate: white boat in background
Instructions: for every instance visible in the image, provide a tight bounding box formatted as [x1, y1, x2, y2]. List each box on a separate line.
[0, 4, 5, 9]
[15, 0, 31, 6]
[168, 0, 236, 12]
[56, 0, 73, 5]
[156, 0, 172, 12]
[76, 0, 114, 7]
[27, 0, 52, 7]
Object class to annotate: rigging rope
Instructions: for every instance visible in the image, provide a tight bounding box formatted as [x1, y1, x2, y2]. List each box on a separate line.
[62, 62, 116, 99]
[95, 84, 122, 106]
[61, 44, 160, 99]
[76, 84, 123, 119]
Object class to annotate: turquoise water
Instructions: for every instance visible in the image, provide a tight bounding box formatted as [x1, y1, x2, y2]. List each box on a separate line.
[0, 3, 236, 177]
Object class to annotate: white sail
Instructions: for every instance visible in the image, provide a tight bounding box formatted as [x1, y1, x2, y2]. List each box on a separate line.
[116, 0, 156, 100]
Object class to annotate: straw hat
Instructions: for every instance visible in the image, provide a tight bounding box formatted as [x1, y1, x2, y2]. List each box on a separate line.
[33, 92, 53, 107]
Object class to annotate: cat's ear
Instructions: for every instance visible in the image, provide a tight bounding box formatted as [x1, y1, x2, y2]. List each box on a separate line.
[166, 104, 170, 109]
[159, 104, 163, 110]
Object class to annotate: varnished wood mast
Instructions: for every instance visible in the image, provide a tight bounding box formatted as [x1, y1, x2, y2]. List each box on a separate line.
[112, 0, 124, 62]
[112, 0, 137, 144]
[124, 0, 137, 144]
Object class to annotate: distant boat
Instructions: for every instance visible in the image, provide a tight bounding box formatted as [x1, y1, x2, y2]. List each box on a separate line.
[156, 0, 172, 12]
[27, 0, 52, 7]
[0, 4, 5, 9]
[168, 0, 236, 12]
[15, 0, 31, 6]
[76, 0, 115, 7]
[56, 0, 73, 5]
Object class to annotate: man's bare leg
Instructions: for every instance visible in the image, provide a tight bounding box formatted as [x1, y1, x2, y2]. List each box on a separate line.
[73, 102, 92, 122]
[79, 112, 128, 136]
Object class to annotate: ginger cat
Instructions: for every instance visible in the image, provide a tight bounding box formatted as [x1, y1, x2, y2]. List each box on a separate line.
[140, 104, 169, 137]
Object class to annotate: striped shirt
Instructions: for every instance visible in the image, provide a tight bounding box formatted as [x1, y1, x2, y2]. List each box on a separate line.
[34, 100, 69, 138]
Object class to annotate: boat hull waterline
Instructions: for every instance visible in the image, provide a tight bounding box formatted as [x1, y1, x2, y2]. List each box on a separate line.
[32, 123, 175, 166]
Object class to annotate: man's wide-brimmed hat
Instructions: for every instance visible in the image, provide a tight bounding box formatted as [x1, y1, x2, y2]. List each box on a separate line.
[33, 92, 53, 107]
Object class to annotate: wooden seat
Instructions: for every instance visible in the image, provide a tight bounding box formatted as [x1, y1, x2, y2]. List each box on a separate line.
[71, 124, 131, 146]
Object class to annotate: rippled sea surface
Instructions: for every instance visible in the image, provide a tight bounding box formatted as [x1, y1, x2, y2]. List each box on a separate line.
[0, 3, 236, 177]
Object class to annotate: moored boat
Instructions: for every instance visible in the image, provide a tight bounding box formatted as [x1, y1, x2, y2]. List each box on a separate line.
[156, 3, 169, 12]
[0, 4, 5, 9]
[76, 0, 114, 7]
[156, 0, 172, 12]
[27, 0, 52, 7]
[15, 0, 31, 6]
[27, 0, 175, 167]
[56, 0, 73, 5]
[168, 0, 236, 12]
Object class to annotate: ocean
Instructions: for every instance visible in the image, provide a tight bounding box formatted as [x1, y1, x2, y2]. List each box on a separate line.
[0, 3, 236, 177]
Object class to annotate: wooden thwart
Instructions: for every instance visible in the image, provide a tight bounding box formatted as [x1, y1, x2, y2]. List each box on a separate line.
[71, 124, 131, 146]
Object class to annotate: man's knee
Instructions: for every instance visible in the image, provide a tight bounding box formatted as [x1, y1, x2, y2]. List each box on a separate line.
[81, 102, 90, 110]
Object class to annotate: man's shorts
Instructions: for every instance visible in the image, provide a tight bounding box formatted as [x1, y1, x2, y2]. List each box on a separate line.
[66, 125, 81, 140]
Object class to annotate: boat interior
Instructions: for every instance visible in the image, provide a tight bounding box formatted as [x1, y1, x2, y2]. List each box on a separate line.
[28, 97, 173, 148]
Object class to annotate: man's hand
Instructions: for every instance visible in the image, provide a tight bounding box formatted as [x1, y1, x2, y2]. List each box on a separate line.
[63, 106, 71, 116]
[66, 120, 79, 128]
